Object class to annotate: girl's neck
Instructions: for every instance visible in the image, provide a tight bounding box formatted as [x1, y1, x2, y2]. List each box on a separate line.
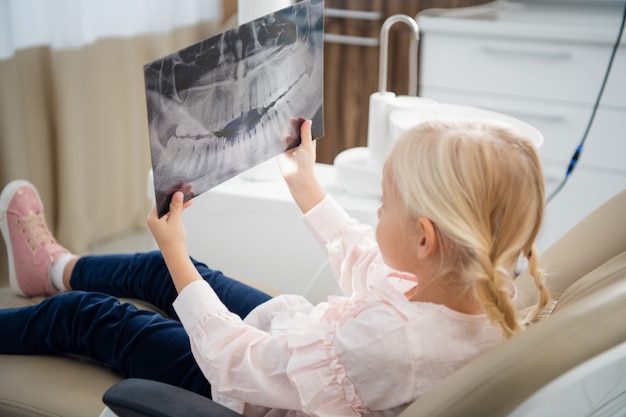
[407, 282, 483, 315]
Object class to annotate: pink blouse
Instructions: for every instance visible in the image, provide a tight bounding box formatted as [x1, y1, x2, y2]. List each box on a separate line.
[173, 195, 501, 417]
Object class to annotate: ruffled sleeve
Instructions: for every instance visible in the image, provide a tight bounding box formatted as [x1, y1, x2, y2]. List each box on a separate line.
[283, 294, 421, 417]
[174, 281, 305, 412]
[285, 306, 364, 417]
[302, 195, 384, 298]
[175, 281, 371, 417]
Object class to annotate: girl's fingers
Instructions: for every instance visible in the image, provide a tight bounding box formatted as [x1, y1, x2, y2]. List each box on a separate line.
[300, 119, 313, 146]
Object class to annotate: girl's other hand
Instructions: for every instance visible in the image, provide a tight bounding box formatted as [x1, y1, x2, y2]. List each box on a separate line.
[146, 191, 192, 256]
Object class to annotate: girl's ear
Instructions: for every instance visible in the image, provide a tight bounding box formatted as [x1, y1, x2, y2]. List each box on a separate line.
[416, 217, 438, 259]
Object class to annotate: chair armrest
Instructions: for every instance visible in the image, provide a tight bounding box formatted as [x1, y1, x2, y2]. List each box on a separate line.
[102, 378, 244, 417]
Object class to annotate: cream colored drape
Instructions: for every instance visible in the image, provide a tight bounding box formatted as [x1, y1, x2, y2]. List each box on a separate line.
[0, 16, 236, 281]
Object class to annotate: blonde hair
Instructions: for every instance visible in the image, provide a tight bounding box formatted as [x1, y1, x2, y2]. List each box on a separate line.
[385, 119, 549, 339]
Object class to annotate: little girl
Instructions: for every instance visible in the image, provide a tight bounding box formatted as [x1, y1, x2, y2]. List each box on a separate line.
[0, 119, 549, 417]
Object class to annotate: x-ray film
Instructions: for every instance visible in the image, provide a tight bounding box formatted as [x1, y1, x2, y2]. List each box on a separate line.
[145, 0, 324, 217]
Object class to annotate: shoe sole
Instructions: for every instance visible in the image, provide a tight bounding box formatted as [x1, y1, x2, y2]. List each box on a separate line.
[0, 179, 39, 297]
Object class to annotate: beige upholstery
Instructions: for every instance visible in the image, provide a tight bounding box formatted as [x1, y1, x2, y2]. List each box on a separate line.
[514, 188, 626, 311]
[1, 190, 625, 417]
[0, 355, 120, 417]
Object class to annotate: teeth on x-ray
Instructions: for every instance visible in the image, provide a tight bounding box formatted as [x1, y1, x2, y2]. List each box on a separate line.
[145, 0, 324, 216]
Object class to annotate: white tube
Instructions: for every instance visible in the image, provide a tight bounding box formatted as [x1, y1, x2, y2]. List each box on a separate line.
[366, 91, 396, 168]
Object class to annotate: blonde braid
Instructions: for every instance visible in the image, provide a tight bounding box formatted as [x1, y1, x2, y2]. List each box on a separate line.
[472, 249, 521, 339]
[521, 245, 551, 325]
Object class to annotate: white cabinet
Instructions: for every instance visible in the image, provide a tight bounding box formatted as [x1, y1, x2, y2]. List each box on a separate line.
[417, 2, 626, 251]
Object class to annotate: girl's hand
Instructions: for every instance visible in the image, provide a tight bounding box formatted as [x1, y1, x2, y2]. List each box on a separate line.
[278, 119, 326, 213]
[147, 193, 202, 293]
[146, 191, 192, 257]
[278, 119, 316, 184]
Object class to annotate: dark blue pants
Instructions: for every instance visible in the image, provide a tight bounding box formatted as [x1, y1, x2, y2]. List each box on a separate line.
[0, 251, 272, 398]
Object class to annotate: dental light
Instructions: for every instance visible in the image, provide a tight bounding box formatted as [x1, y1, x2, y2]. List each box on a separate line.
[333, 14, 544, 198]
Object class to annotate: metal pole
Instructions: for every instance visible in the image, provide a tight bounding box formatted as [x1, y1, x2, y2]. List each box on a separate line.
[378, 15, 420, 96]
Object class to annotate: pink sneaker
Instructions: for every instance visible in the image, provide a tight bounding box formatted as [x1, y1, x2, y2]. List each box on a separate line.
[0, 180, 70, 296]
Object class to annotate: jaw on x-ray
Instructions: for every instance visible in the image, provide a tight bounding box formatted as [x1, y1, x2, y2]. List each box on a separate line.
[144, 0, 324, 217]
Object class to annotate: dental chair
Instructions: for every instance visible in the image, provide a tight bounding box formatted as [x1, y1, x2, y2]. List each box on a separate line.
[1, 188, 625, 417]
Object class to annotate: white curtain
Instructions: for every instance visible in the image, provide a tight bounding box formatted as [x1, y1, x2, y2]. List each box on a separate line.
[0, 0, 222, 58]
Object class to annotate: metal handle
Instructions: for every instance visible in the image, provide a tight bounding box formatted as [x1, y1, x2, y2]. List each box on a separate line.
[378, 15, 420, 96]
[325, 8, 382, 21]
[481, 45, 573, 61]
[324, 33, 379, 47]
